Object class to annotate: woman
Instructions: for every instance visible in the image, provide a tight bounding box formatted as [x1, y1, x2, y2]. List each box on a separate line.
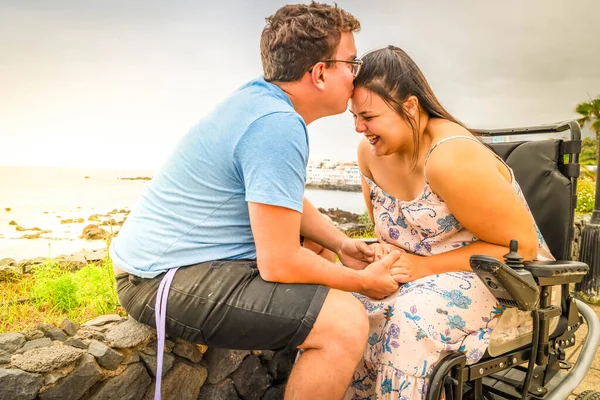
[346, 46, 552, 399]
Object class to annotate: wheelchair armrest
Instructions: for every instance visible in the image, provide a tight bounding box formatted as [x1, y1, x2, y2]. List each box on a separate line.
[523, 260, 589, 286]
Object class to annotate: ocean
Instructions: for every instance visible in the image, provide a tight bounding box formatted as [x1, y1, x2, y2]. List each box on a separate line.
[0, 166, 366, 261]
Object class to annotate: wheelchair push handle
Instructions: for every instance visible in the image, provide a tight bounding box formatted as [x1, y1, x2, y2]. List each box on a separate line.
[470, 240, 540, 311]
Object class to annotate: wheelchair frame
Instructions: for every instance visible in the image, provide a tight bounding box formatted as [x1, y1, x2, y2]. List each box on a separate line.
[425, 121, 600, 400]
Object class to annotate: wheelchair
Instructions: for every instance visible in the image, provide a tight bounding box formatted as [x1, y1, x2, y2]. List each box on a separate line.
[423, 121, 600, 400]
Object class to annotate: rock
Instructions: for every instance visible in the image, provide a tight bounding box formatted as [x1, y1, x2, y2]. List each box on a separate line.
[142, 361, 208, 400]
[88, 214, 100, 221]
[19, 257, 46, 273]
[60, 218, 85, 224]
[77, 329, 106, 341]
[20, 233, 41, 239]
[0, 349, 11, 364]
[0, 264, 22, 281]
[0, 368, 43, 400]
[141, 339, 174, 356]
[83, 313, 123, 327]
[65, 337, 88, 349]
[4, 207, 11, 211]
[84, 249, 107, 262]
[84, 324, 110, 333]
[262, 383, 286, 400]
[172, 337, 203, 363]
[9, 220, 17, 225]
[59, 318, 80, 336]
[39, 323, 68, 341]
[22, 329, 44, 341]
[0, 257, 16, 266]
[80, 224, 108, 240]
[120, 348, 140, 365]
[15, 338, 52, 354]
[55, 254, 86, 271]
[267, 349, 296, 381]
[86, 362, 151, 400]
[43, 367, 73, 386]
[197, 378, 240, 400]
[10, 342, 85, 373]
[204, 348, 250, 384]
[87, 340, 124, 370]
[16, 226, 41, 232]
[0, 332, 26, 354]
[106, 317, 155, 348]
[139, 351, 175, 377]
[318, 207, 361, 223]
[257, 350, 275, 361]
[231, 355, 272, 400]
[338, 222, 369, 236]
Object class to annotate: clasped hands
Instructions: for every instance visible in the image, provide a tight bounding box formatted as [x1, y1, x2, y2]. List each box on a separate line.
[336, 238, 429, 300]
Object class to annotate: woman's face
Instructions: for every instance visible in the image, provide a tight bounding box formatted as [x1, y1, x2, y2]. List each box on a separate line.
[349, 87, 413, 157]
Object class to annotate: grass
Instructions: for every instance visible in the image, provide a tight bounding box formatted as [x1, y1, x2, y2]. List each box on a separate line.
[0, 253, 124, 333]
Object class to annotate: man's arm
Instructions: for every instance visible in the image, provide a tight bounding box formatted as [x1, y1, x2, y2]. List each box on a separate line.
[249, 201, 400, 299]
[299, 197, 346, 252]
[299, 197, 375, 269]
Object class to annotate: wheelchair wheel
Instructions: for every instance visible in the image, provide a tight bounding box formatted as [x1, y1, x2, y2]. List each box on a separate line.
[576, 390, 600, 399]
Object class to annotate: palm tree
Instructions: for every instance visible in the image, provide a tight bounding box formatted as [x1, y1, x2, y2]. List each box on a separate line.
[576, 96, 600, 183]
[576, 96, 600, 138]
[576, 96, 600, 169]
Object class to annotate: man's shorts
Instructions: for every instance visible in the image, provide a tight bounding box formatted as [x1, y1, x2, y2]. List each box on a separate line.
[115, 260, 330, 350]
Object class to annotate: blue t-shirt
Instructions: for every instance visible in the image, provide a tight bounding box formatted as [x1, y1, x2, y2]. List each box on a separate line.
[109, 77, 309, 278]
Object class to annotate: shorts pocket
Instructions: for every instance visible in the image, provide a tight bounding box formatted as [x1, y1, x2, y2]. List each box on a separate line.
[137, 304, 206, 345]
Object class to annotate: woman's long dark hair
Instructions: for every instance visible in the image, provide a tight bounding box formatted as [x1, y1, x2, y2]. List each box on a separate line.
[354, 45, 468, 167]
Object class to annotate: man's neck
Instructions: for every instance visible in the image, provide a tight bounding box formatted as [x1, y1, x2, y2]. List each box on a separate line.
[273, 80, 320, 125]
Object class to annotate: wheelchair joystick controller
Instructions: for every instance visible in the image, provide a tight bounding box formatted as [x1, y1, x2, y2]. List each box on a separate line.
[503, 239, 524, 268]
[470, 240, 539, 311]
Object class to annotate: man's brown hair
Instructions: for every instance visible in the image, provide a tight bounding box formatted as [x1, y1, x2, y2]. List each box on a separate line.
[260, 2, 360, 82]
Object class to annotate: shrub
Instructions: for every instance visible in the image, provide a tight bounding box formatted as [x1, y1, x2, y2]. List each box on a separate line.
[30, 256, 119, 317]
[576, 178, 596, 214]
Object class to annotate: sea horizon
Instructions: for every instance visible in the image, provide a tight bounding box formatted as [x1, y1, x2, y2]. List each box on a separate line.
[0, 165, 366, 261]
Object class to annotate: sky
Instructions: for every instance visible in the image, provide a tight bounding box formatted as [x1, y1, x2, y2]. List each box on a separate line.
[1, 0, 599, 169]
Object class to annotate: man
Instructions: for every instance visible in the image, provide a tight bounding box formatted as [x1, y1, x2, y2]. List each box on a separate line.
[110, 2, 401, 399]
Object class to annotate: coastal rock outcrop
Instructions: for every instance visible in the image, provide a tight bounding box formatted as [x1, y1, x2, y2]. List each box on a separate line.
[80, 225, 108, 241]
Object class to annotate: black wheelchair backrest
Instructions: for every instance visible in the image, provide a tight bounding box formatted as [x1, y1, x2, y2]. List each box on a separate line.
[478, 122, 581, 261]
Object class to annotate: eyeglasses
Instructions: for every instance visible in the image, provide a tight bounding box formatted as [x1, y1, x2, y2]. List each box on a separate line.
[309, 58, 363, 77]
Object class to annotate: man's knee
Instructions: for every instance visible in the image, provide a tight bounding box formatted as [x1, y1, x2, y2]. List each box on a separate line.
[301, 290, 368, 351]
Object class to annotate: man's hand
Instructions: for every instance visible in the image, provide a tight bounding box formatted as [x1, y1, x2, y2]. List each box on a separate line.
[389, 253, 431, 283]
[359, 251, 402, 299]
[337, 238, 375, 270]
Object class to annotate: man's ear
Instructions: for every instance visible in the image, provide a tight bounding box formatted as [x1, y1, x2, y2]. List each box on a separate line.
[403, 95, 419, 117]
[309, 62, 327, 91]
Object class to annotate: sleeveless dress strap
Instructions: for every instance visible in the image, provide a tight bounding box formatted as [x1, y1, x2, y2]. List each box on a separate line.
[423, 136, 510, 184]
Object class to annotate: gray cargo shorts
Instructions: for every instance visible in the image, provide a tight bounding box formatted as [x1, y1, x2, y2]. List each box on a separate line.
[115, 260, 330, 350]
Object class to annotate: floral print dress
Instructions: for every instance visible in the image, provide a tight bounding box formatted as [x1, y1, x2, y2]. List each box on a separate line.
[346, 136, 552, 400]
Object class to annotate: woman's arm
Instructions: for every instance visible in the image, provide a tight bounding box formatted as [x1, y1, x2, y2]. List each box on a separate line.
[391, 138, 539, 282]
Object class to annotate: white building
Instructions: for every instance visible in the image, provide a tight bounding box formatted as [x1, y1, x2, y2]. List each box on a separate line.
[343, 165, 361, 185]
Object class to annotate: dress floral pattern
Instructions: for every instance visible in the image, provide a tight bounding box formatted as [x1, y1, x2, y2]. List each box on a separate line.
[346, 136, 552, 400]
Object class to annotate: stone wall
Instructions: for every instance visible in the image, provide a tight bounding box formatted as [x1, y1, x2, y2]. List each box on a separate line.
[0, 315, 294, 400]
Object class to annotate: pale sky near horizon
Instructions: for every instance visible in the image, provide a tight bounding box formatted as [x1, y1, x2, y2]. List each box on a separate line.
[1, 1, 599, 169]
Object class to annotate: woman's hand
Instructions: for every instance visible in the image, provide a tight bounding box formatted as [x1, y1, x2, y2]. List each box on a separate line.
[389, 253, 432, 283]
[369, 242, 405, 261]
